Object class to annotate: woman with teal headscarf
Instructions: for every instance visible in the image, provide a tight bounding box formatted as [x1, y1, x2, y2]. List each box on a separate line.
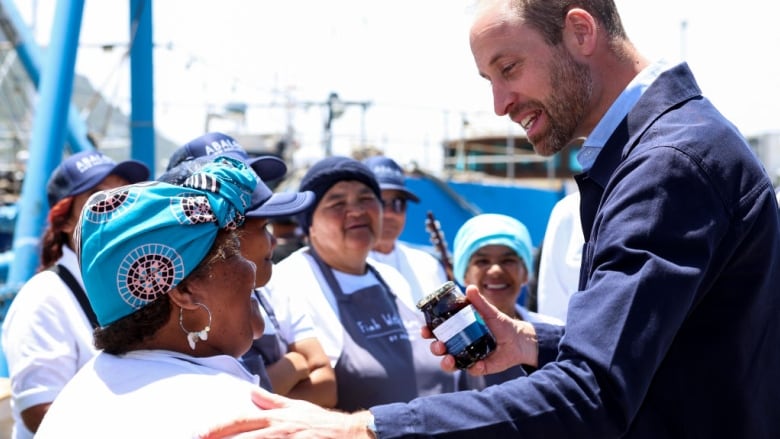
[453, 213, 562, 323]
[452, 213, 561, 390]
[35, 157, 273, 438]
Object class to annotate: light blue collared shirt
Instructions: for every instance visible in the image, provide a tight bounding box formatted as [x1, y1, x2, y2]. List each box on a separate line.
[576, 60, 671, 172]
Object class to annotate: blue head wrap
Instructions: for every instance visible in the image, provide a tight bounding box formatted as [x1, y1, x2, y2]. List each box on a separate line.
[452, 213, 534, 286]
[77, 156, 257, 326]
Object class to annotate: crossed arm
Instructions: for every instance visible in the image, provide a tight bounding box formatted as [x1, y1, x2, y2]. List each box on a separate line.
[266, 338, 337, 408]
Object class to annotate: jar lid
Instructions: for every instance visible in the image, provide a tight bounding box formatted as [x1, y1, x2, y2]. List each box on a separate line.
[416, 281, 456, 310]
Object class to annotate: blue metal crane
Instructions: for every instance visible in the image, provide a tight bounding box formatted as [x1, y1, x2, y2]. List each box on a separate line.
[0, 0, 156, 375]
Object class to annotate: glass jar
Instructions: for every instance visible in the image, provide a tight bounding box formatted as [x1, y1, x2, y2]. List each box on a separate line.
[416, 281, 496, 369]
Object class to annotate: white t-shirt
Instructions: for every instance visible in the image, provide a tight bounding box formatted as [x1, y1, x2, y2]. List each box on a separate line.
[369, 241, 448, 308]
[35, 350, 261, 438]
[255, 284, 317, 354]
[265, 247, 421, 367]
[1, 247, 98, 439]
[537, 192, 584, 322]
[517, 304, 564, 326]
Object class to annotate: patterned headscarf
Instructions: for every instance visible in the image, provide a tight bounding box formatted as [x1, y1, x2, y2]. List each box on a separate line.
[77, 156, 257, 327]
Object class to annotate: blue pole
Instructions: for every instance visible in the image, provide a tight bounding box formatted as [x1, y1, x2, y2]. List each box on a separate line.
[7, 0, 86, 286]
[129, 0, 155, 175]
[0, 0, 93, 153]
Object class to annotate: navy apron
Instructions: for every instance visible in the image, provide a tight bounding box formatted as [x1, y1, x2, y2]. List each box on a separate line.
[239, 289, 282, 392]
[309, 249, 455, 411]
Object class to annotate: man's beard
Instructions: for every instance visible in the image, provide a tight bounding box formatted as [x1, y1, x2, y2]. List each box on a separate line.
[526, 46, 592, 156]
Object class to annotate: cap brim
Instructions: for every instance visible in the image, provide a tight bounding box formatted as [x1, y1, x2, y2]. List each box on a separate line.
[379, 183, 420, 203]
[111, 160, 151, 184]
[246, 190, 315, 218]
[247, 156, 287, 182]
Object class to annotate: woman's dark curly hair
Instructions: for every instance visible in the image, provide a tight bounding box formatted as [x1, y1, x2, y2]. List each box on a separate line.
[94, 230, 241, 354]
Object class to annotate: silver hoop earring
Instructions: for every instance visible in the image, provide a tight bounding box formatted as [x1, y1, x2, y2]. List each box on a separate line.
[179, 303, 212, 350]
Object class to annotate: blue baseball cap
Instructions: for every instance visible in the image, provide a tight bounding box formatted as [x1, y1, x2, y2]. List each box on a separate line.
[362, 155, 419, 202]
[246, 180, 315, 219]
[159, 154, 314, 220]
[46, 150, 150, 208]
[167, 132, 287, 182]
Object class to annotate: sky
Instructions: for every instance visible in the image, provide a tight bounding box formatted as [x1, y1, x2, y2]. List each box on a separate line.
[15, 0, 780, 171]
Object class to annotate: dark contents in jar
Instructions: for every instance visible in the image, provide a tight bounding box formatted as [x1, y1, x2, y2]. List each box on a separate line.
[417, 281, 496, 369]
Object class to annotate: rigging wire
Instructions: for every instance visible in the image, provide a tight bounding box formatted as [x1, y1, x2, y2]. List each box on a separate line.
[80, 0, 148, 137]
[0, 49, 33, 150]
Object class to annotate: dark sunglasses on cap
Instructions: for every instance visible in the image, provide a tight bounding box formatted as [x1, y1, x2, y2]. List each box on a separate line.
[382, 197, 407, 214]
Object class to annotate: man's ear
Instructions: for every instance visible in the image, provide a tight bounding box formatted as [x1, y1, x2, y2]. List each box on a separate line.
[562, 8, 598, 57]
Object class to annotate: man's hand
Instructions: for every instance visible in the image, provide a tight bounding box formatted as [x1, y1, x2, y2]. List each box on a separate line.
[198, 388, 374, 439]
[422, 284, 539, 375]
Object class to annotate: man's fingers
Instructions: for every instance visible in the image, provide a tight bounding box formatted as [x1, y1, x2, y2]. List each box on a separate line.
[429, 339, 447, 356]
[466, 359, 488, 376]
[440, 354, 458, 372]
[198, 417, 270, 439]
[198, 389, 283, 439]
[464, 284, 500, 321]
[422, 284, 504, 375]
[250, 387, 289, 409]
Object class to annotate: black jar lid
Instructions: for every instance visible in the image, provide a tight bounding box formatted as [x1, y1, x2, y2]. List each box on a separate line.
[416, 281, 457, 310]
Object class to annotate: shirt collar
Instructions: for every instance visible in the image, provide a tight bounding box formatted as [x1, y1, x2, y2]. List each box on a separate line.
[577, 59, 671, 171]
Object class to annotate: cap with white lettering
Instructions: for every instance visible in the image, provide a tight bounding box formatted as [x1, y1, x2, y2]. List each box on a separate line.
[166, 132, 287, 182]
[46, 151, 150, 207]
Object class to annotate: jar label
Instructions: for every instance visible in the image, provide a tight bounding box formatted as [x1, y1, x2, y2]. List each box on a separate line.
[432, 305, 489, 355]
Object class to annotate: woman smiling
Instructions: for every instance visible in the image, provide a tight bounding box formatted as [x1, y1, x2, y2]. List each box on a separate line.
[35, 157, 273, 437]
[264, 156, 457, 411]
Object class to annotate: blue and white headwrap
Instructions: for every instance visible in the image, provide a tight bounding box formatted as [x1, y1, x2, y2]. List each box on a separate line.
[452, 213, 534, 287]
[77, 156, 257, 327]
